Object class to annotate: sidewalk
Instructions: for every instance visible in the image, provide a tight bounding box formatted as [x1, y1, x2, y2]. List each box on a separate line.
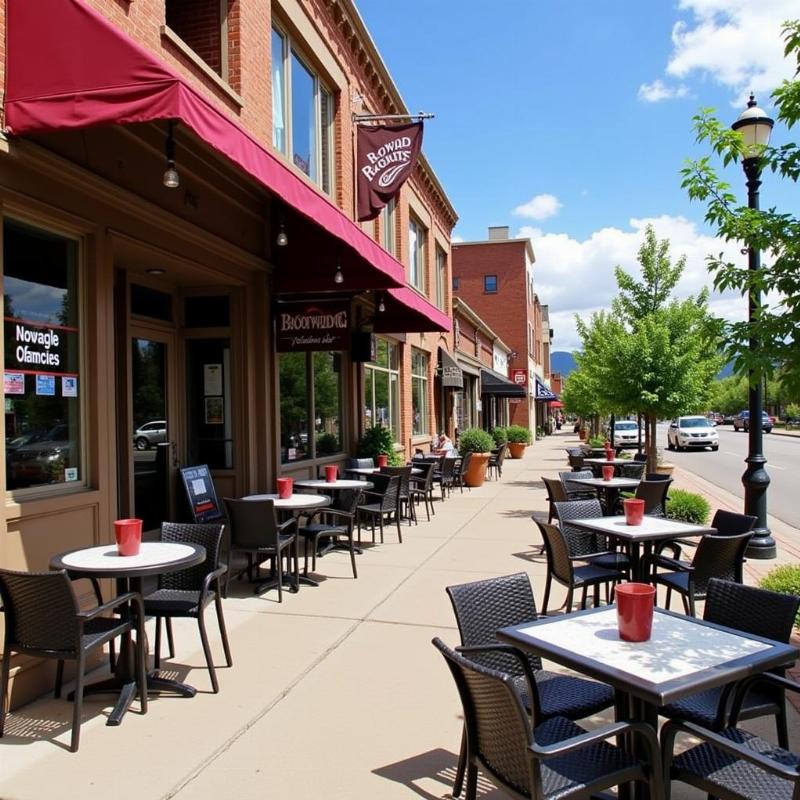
[0, 432, 797, 799]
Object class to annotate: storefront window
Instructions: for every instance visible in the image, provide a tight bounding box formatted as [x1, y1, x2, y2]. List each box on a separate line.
[411, 348, 429, 436]
[408, 217, 426, 293]
[280, 351, 343, 463]
[4, 219, 82, 491]
[363, 338, 399, 439]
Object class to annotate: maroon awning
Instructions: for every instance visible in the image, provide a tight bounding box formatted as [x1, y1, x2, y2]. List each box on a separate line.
[4, 0, 405, 293]
[373, 287, 451, 333]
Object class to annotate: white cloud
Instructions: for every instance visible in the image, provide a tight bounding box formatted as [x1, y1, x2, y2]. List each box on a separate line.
[644, 0, 796, 104]
[451, 234, 464, 243]
[638, 79, 689, 103]
[512, 193, 563, 220]
[518, 215, 747, 352]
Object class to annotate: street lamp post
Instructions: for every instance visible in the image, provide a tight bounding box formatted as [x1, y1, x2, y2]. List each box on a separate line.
[731, 94, 776, 559]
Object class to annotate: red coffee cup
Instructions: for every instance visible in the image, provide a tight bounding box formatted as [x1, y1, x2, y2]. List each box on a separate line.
[616, 582, 656, 642]
[602, 465, 614, 481]
[277, 477, 293, 499]
[623, 498, 645, 525]
[325, 465, 338, 483]
[605, 450, 614, 461]
[376, 454, 388, 468]
[114, 518, 143, 556]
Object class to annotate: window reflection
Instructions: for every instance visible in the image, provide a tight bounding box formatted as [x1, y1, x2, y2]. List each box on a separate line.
[280, 352, 309, 462]
[313, 352, 342, 455]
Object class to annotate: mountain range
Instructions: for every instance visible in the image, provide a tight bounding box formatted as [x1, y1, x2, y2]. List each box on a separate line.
[551, 351, 734, 379]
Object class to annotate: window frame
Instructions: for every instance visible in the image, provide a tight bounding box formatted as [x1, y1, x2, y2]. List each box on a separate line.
[484, 274, 498, 294]
[382, 196, 396, 255]
[408, 216, 427, 293]
[435, 245, 447, 310]
[410, 348, 430, 436]
[363, 339, 400, 440]
[271, 22, 335, 195]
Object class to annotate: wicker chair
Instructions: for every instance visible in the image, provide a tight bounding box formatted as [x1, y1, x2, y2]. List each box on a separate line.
[432, 456, 456, 499]
[558, 470, 595, 500]
[663, 672, 800, 800]
[356, 473, 402, 544]
[613, 476, 672, 516]
[0, 569, 147, 752]
[223, 497, 299, 601]
[380, 465, 415, 525]
[642, 532, 752, 616]
[432, 637, 663, 800]
[565, 447, 585, 471]
[542, 476, 568, 524]
[660, 579, 800, 750]
[297, 488, 361, 579]
[143, 522, 231, 694]
[451, 451, 473, 494]
[347, 457, 374, 469]
[535, 520, 627, 614]
[487, 443, 507, 480]
[712, 509, 758, 536]
[619, 460, 646, 480]
[409, 461, 436, 521]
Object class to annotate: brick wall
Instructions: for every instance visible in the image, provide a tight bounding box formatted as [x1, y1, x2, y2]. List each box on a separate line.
[166, 0, 222, 75]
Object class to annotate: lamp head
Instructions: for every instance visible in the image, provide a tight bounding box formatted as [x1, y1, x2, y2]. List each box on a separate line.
[732, 94, 774, 158]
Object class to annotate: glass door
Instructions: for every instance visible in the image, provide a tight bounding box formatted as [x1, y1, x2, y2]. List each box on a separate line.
[130, 332, 176, 531]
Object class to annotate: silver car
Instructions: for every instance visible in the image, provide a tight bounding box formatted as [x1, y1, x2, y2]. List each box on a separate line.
[667, 416, 719, 451]
[612, 420, 641, 448]
[133, 420, 167, 450]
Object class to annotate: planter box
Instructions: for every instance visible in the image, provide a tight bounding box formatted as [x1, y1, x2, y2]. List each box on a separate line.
[655, 463, 675, 476]
[508, 442, 527, 459]
[464, 452, 490, 487]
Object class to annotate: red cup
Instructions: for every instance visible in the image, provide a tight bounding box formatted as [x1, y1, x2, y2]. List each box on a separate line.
[623, 498, 645, 525]
[602, 465, 615, 481]
[616, 582, 656, 642]
[605, 450, 614, 461]
[277, 477, 293, 499]
[325, 465, 338, 483]
[376, 454, 388, 468]
[114, 518, 143, 556]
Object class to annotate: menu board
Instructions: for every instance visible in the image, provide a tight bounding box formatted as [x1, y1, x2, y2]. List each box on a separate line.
[180, 464, 223, 523]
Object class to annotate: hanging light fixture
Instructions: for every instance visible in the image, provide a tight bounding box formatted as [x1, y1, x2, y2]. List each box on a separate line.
[334, 260, 344, 284]
[276, 218, 288, 247]
[162, 121, 180, 189]
[378, 293, 386, 313]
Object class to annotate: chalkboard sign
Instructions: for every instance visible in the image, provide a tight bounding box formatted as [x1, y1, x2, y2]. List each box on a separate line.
[180, 464, 223, 523]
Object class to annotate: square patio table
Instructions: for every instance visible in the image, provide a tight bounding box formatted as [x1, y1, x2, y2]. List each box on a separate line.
[567, 476, 640, 515]
[570, 514, 713, 581]
[498, 606, 797, 800]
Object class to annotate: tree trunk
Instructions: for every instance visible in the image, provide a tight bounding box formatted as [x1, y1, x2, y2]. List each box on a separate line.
[647, 414, 658, 474]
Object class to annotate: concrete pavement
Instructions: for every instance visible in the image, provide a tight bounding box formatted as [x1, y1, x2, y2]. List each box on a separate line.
[0, 431, 798, 799]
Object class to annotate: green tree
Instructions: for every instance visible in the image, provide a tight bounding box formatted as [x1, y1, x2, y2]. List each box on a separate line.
[680, 20, 800, 393]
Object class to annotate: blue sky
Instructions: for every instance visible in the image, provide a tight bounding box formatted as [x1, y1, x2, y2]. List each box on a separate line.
[357, 0, 798, 351]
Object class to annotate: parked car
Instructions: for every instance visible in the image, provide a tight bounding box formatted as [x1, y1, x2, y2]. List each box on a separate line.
[133, 419, 167, 450]
[667, 416, 719, 451]
[706, 412, 723, 425]
[720, 413, 735, 425]
[610, 419, 642, 448]
[8, 423, 77, 485]
[732, 410, 773, 433]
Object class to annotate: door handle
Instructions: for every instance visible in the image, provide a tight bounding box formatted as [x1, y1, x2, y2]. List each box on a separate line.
[170, 441, 179, 468]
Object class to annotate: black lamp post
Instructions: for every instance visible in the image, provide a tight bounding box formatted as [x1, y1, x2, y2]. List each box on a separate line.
[731, 94, 776, 559]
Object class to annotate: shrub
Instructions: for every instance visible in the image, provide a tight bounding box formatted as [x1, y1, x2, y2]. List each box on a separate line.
[665, 489, 710, 525]
[588, 435, 606, 448]
[356, 425, 395, 460]
[491, 426, 508, 445]
[506, 424, 532, 444]
[458, 427, 495, 454]
[760, 565, 800, 627]
[316, 432, 339, 456]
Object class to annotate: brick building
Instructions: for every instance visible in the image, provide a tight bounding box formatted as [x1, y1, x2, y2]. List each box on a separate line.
[452, 226, 555, 433]
[0, 0, 456, 704]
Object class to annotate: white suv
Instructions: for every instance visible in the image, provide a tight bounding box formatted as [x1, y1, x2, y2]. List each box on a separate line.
[667, 416, 719, 452]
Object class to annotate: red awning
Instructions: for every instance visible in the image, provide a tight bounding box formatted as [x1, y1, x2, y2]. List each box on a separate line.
[4, 0, 405, 294]
[373, 287, 451, 333]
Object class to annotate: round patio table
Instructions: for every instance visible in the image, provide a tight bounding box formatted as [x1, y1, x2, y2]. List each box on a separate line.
[294, 479, 373, 491]
[50, 541, 205, 726]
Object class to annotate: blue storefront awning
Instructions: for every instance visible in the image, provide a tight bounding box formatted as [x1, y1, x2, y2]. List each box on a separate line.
[534, 377, 558, 401]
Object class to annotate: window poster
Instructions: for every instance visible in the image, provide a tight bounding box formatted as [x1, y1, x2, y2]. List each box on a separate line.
[35, 374, 56, 396]
[4, 373, 25, 395]
[204, 396, 224, 425]
[203, 364, 223, 396]
[62, 375, 78, 397]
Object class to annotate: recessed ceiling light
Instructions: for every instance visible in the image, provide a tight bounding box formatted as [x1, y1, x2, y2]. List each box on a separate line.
[146, 268, 166, 276]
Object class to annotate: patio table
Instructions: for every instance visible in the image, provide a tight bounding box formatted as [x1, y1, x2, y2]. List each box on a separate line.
[50, 541, 206, 726]
[582, 456, 629, 477]
[499, 605, 797, 800]
[570, 514, 713, 581]
[344, 466, 422, 477]
[567, 476, 640, 515]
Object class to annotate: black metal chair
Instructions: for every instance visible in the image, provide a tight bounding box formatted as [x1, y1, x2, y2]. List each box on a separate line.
[566, 447, 585, 471]
[432, 637, 663, 800]
[297, 488, 361, 578]
[659, 579, 800, 751]
[663, 672, 800, 800]
[487, 443, 507, 480]
[542, 476, 568, 524]
[451, 451, 473, 494]
[0, 568, 147, 752]
[712, 508, 758, 536]
[558, 469, 595, 500]
[614, 476, 672, 516]
[619, 460, 646, 480]
[380, 465, 415, 525]
[223, 497, 299, 601]
[643, 532, 752, 616]
[445, 572, 618, 798]
[356, 472, 402, 544]
[143, 522, 231, 694]
[535, 520, 627, 614]
[347, 457, 375, 469]
[432, 456, 456, 499]
[409, 461, 436, 521]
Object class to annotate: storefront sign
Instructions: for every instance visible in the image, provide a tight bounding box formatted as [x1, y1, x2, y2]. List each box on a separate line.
[4, 317, 78, 374]
[275, 301, 350, 352]
[510, 368, 528, 387]
[180, 464, 223, 523]
[357, 122, 424, 221]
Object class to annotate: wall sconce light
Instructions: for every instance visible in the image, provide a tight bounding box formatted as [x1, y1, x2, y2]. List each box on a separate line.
[276, 218, 288, 247]
[377, 293, 386, 313]
[334, 261, 344, 284]
[162, 121, 180, 189]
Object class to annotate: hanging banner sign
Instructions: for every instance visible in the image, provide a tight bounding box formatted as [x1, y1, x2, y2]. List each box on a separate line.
[4, 316, 78, 375]
[357, 122, 424, 221]
[275, 300, 350, 352]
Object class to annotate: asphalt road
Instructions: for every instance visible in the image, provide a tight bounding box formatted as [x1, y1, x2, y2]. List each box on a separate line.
[656, 422, 800, 528]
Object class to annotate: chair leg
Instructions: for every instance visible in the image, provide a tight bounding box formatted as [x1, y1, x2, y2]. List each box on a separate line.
[580, 585, 588, 610]
[542, 575, 552, 616]
[166, 618, 175, 659]
[0, 644, 11, 738]
[276, 550, 283, 603]
[197, 610, 219, 693]
[154, 616, 163, 668]
[665, 586, 672, 611]
[593, 583, 600, 608]
[687, 593, 696, 617]
[565, 588, 574, 613]
[396, 511, 402, 543]
[465, 761, 478, 800]
[293, 539, 300, 589]
[776, 702, 789, 750]
[215, 591, 233, 667]
[378, 516, 384, 544]
[453, 725, 467, 797]
[70, 652, 86, 752]
[55, 660, 64, 698]
[349, 534, 358, 579]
